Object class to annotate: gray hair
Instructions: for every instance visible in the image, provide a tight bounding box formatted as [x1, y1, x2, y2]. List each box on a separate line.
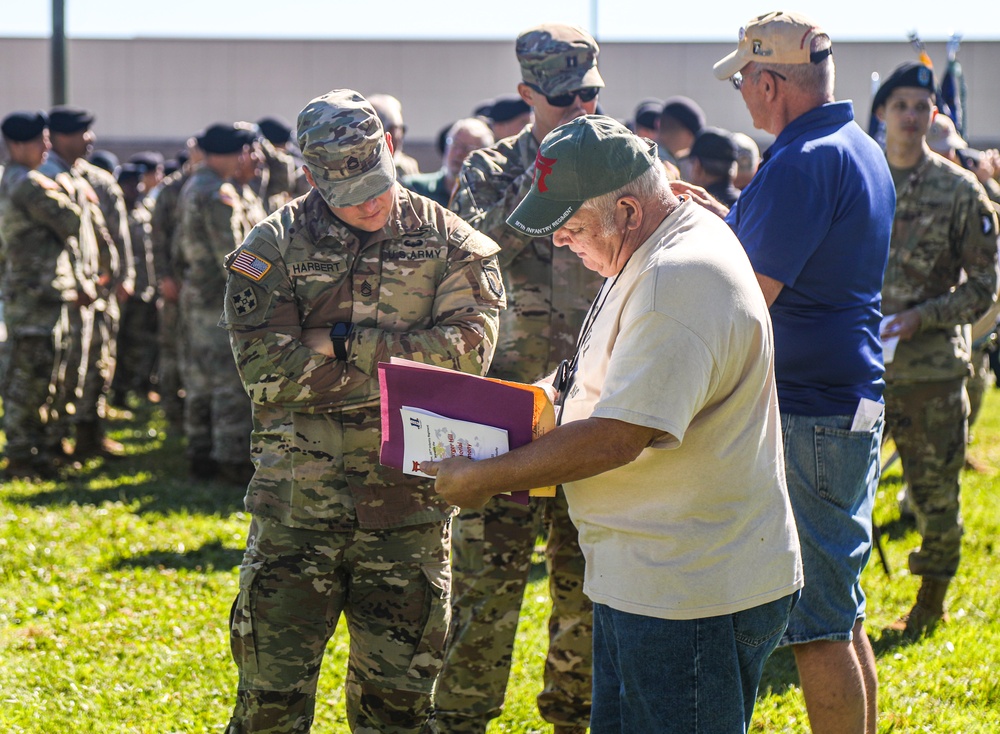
[757, 34, 835, 100]
[446, 117, 495, 147]
[580, 163, 671, 235]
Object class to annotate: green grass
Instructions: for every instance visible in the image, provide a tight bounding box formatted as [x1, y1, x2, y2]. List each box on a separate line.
[1, 391, 999, 733]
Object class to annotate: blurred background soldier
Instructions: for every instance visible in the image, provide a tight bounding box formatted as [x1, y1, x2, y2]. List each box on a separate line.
[40, 106, 121, 460]
[0, 111, 81, 478]
[109, 163, 159, 409]
[368, 93, 421, 177]
[434, 23, 605, 734]
[731, 131, 761, 189]
[875, 63, 999, 638]
[128, 150, 165, 206]
[175, 122, 262, 484]
[483, 93, 533, 140]
[151, 136, 203, 430]
[402, 117, 494, 206]
[687, 126, 741, 208]
[255, 116, 302, 212]
[657, 95, 705, 176]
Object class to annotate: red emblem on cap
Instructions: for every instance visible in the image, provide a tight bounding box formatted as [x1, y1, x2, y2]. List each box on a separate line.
[534, 152, 557, 193]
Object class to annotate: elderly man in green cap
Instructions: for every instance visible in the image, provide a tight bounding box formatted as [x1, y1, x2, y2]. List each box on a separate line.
[435, 23, 606, 734]
[425, 114, 801, 734]
[220, 89, 504, 734]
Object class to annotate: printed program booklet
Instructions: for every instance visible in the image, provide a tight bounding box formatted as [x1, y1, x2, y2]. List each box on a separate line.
[400, 406, 509, 479]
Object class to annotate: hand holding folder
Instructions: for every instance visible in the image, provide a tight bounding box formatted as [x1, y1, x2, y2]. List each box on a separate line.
[377, 358, 556, 503]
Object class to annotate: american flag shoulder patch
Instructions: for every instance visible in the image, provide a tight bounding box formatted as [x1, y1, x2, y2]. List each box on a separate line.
[230, 250, 273, 281]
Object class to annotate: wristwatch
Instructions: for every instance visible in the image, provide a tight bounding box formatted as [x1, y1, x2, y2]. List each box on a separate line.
[329, 322, 354, 361]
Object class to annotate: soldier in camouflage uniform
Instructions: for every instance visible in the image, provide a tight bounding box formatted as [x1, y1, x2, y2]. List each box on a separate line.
[175, 123, 263, 484]
[110, 163, 159, 405]
[39, 107, 117, 460]
[255, 117, 303, 214]
[0, 112, 84, 478]
[76, 128, 135, 456]
[433, 24, 605, 734]
[220, 89, 504, 734]
[151, 137, 203, 429]
[875, 63, 999, 637]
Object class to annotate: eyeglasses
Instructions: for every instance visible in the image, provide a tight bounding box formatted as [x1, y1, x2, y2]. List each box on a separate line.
[730, 68, 787, 91]
[528, 84, 600, 107]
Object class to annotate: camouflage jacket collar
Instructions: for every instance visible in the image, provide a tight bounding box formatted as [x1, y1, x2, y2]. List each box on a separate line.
[302, 184, 433, 252]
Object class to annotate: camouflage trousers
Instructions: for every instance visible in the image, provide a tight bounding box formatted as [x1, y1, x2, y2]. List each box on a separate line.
[54, 302, 110, 424]
[432, 487, 592, 732]
[111, 297, 158, 399]
[885, 377, 968, 579]
[225, 516, 451, 733]
[1, 319, 62, 462]
[179, 298, 251, 464]
[157, 299, 184, 426]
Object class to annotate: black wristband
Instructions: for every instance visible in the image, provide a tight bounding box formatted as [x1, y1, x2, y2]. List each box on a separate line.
[329, 322, 354, 361]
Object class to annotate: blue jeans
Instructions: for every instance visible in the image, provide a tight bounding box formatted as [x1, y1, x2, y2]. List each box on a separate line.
[779, 411, 883, 645]
[590, 594, 796, 733]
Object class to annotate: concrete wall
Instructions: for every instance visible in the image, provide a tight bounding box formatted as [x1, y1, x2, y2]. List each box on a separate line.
[3, 36, 999, 165]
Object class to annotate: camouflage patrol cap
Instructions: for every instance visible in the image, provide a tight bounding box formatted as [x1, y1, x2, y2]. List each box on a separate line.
[516, 24, 605, 97]
[297, 89, 396, 208]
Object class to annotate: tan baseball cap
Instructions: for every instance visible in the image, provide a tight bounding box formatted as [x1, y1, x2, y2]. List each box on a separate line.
[927, 114, 968, 154]
[713, 11, 831, 80]
[296, 89, 396, 208]
[516, 24, 605, 97]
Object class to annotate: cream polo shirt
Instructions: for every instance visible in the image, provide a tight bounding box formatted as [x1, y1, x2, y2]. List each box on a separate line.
[561, 199, 803, 620]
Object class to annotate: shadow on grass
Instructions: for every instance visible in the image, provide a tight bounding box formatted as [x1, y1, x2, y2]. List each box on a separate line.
[5, 406, 246, 517]
[113, 538, 244, 572]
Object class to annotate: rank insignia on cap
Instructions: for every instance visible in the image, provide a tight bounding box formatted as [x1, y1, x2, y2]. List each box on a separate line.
[232, 287, 257, 315]
[230, 250, 272, 281]
[983, 215, 994, 236]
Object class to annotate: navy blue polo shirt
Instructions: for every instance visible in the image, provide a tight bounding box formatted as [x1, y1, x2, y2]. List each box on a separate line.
[726, 101, 895, 417]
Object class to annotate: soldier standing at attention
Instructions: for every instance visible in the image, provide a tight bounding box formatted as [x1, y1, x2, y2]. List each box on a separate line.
[433, 23, 605, 734]
[874, 62, 999, 638]
[175, 123, 262, 484]
[40, 106, 116, 460]
[220, 89, 503, 733]
[0, 112, 83, 478]
[151, 136, 203, 430]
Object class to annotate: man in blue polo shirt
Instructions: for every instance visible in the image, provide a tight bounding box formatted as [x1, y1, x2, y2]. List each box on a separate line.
[712, 11, 895, 734]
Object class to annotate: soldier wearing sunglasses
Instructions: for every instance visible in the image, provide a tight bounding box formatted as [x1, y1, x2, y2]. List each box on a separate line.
[434, 22, 605, 734]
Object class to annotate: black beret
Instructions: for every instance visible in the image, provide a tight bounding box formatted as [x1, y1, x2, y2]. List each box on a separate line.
[873, 62, 935, 111]
[197, 123, 256, 154]
[48, 105, 95, 134]
[633, 98, 663, 131]
[472, 98, 495, 119]
[437, 123, 452, 157]
[128, 150, 164, 170]
[690, 127, 737, 164]
[488, 94, 531, 123]
[116, 163, 143, 184]
[1, 111, 47, 141]
[660, 96, 705, 135]
[89, 150, 120, 175]
[257, 116, 292, 146]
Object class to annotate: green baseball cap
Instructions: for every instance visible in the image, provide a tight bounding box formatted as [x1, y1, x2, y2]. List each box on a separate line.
[296, 89, 396, 208]
[506, 115, 658, 237]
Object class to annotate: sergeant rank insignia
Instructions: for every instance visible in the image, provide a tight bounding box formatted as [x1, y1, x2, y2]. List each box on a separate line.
[230, 251, 272, 281]
[232, 288, 257, 315]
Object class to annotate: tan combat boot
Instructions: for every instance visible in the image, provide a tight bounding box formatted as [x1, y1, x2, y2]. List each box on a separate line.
[891, 577, 950, 639]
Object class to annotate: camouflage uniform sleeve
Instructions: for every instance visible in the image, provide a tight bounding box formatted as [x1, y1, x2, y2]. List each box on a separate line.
[223, 226, 503, 413]
[108, 185, 136, 291]
[450, 147, 536, 264]
[208, 184, 246, 272]
[150, 180, 180, 280]
[916, 182, 1000, 330]
[12, 172, 82, 241]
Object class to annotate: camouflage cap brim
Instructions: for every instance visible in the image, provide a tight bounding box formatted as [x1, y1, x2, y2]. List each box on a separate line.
[306, 150, 395, 208]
